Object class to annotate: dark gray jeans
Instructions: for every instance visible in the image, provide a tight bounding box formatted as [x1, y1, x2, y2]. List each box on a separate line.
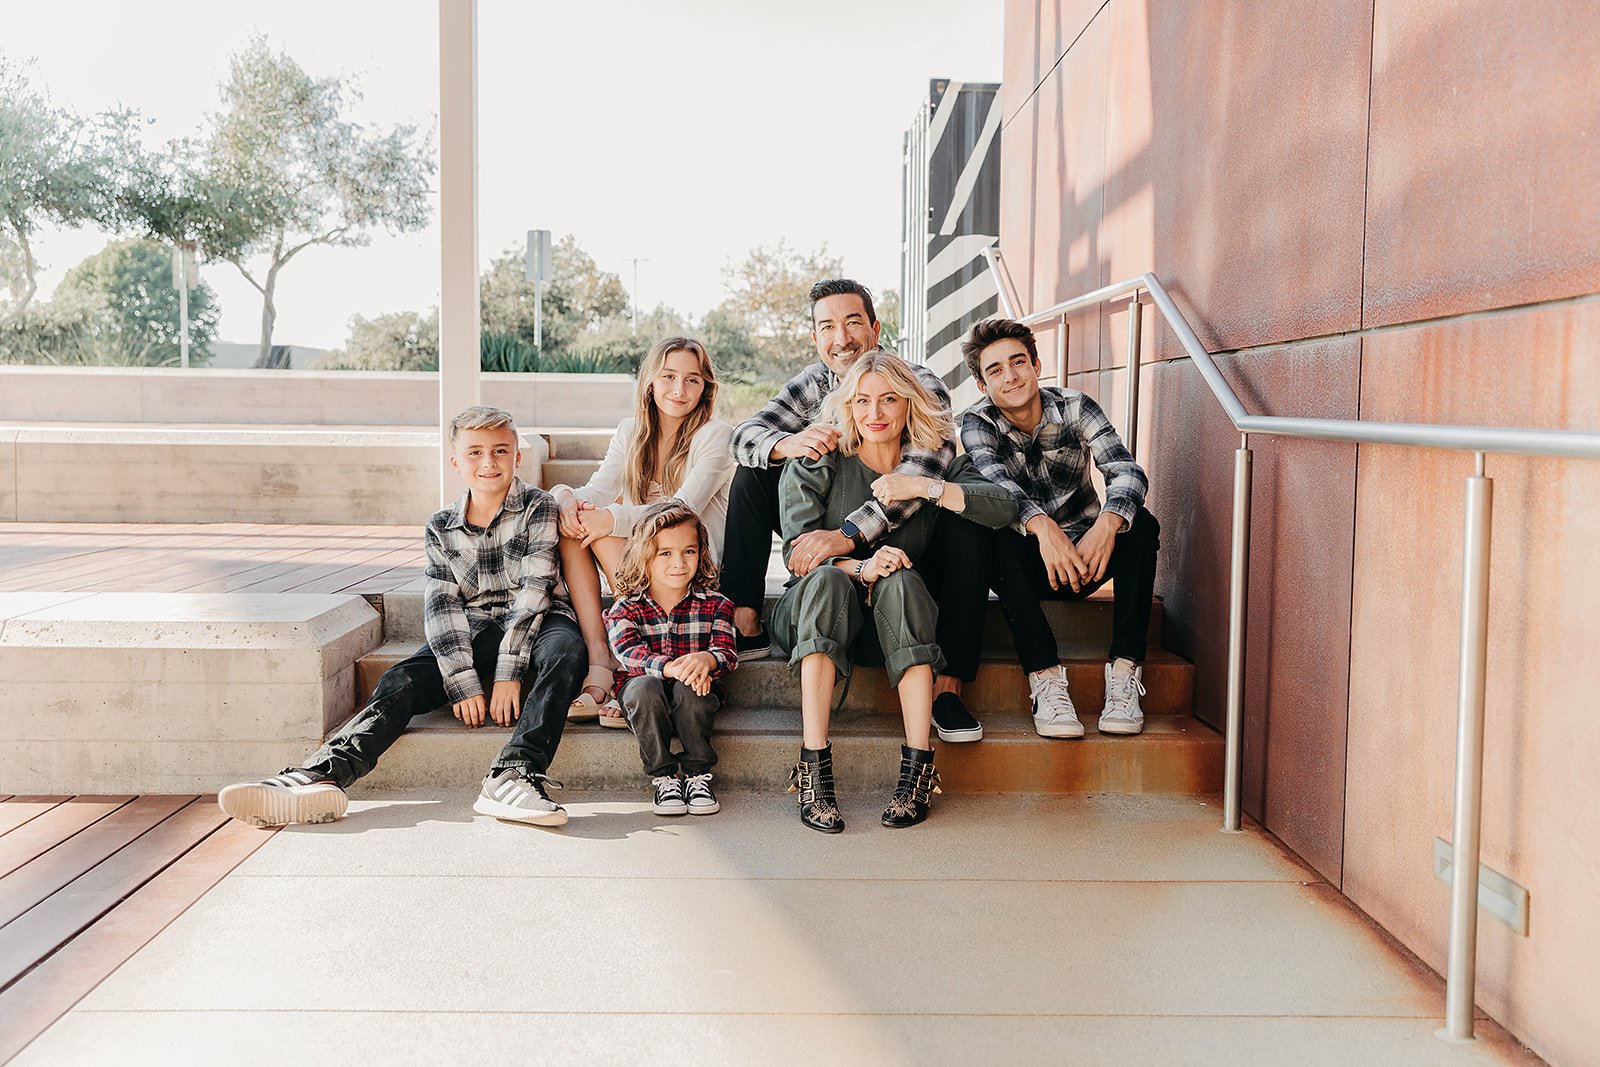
[300, 614, 587, 788]
[618, 674, 721, 778]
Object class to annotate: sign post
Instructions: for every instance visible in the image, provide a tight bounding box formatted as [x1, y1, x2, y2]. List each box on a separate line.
[526, 229, 551, 353]
[171, 242, 198, 368]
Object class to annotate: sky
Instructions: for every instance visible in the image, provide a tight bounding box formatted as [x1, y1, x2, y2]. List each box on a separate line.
[8, 0, 1004, 351]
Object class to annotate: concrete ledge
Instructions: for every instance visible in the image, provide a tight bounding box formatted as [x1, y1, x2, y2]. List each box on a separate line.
[4, 427, 547, 524]
[0, 592, 382, 792]
[0, 367, 636, 429]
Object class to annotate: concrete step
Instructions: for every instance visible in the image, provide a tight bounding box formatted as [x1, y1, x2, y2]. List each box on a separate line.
[352, 703, 1222, 794]
[358, 642, 1192, 718]
[377, 587, 1164, 661]
[540, 458, 602, 491]
[540, 428, 615, 461]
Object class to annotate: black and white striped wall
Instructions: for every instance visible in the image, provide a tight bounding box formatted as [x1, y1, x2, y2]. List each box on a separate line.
[901, 79, 1002, 410]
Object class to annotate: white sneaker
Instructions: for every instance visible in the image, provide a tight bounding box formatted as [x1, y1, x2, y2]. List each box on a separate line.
[218, 770, 348, 827]
[1029, 665, 1084, 738]
[1098, 659, 1146, 734]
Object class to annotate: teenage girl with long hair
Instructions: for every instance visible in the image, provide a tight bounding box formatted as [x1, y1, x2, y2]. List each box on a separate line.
[552, 336, 734, 725]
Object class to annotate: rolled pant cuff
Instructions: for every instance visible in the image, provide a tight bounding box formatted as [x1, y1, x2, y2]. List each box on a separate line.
[883, 643, 944, 689]
[785, 637, 852, 681]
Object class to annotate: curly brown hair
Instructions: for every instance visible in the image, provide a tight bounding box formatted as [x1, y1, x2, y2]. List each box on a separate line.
[610, 499, 718, 597]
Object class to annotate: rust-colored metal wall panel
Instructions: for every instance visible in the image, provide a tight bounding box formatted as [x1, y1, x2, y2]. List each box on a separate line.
[1363, 1, 1600, 328]
[1144, 339, 1360, 882]
[1101, 0, 1370, 362]
[1343, 301, 1600, 1067]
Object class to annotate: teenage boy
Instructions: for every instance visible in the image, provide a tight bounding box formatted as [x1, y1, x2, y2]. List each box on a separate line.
[723, 279, 994, 743]
[959, 319, 1160, 738]
[219, 406, 588, 827]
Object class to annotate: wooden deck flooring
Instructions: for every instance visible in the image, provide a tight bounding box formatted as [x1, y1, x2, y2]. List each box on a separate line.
[0, 523, 425, 596]
[0, 796, 276, 1063]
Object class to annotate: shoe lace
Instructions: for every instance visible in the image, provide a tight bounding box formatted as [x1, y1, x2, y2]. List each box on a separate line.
[1032, 667, 1073, 717]
[685, 773, 713, 799]
[652, 775, 683, 797]
[1105, 670, 1146, 714]
[528, 772, 563, 800]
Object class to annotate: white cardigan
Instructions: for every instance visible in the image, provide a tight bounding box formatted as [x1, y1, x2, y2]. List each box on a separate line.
[556, 416, 736, 562]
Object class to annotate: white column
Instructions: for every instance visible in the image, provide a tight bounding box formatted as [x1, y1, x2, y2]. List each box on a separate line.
[438, 0, 481, 504]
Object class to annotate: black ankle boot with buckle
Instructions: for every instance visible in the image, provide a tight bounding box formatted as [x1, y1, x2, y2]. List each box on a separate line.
[881, 744, 941, 828]
[789, 743, 843, 834]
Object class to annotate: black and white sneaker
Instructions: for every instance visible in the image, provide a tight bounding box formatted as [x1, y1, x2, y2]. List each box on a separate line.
[932, 693, 984, 742]
[735, 626, 772, 662]
[651, 775, 688, 815]
[473, 768, 568, 826]
[218, 770, 347, 828]
[684, 773, 720, 815]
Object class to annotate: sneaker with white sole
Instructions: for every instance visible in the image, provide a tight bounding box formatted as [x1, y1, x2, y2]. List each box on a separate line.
[1029, 665, 1084, 738]
[684, 773, 720, 815]
[473, 768, 568, 825]
[218, 770, 348, 828]
[651, 774, 688, 815]
[1098, 659, 1146, 734]
[932, 692, 983, 742]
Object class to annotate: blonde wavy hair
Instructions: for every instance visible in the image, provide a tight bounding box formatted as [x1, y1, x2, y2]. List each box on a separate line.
[822, 351, 953, 456]
[611, 499, 718, 598]
[624, 337, 718, 505]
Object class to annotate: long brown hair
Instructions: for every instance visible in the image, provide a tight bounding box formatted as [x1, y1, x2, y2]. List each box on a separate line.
[611, 500, 718, 597]
[625, 337, 718, 505]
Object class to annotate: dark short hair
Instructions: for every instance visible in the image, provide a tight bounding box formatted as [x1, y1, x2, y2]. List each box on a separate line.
[808, 279, 877, 327]
[961, 318, 1039, 382]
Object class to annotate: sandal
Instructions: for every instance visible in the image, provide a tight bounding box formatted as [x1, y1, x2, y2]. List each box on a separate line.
[567, 664, 614, 722]
[596, 687, 628, 729]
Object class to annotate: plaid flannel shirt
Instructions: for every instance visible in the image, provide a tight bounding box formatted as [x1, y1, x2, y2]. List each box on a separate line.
[729, 355, 956, 541]
[424, 477, 575, 703]
[959, 386, 1148, 540]
[605, 589, 738, 699]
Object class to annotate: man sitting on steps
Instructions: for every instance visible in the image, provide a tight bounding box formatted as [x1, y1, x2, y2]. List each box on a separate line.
[721, 278, 996, 743]
[958, 318, 1161, 739]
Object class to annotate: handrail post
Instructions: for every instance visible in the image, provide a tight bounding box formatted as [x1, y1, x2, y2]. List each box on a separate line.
[1056, 315, 1068, 387]
[1439, 452, 1493, 1043]
[1125, 291, 1142, 460]
[1222, 436, 1251, 833]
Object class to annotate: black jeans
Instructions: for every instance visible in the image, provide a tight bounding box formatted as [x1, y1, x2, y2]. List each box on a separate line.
[922, 507, 994, 683]
[721, 463, 784, 612]
[300, 614, 588, 788]
[991, 508, 1161, 674]
[618, 675, 720, 778]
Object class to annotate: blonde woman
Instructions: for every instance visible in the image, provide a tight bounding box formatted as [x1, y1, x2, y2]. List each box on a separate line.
[553, 337, 734, 725]
[770, 353, 1017, 832]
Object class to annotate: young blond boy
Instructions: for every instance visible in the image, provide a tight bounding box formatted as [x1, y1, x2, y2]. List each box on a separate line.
[219, 406, 588, 827]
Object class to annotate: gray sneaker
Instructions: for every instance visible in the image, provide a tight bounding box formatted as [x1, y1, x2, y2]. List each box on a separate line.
[473, 768, 568, 826]
[218, 770, 348, 828]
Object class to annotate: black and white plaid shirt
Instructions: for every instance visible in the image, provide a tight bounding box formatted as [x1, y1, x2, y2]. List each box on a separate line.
[729, 355, 956, 542]
[424, 477, 575, 703]
[960, 387, 1147, 539]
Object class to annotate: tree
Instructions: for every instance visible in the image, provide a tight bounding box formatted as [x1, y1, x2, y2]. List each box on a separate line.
[479, 236, 629, 356]
[877, 288, 902, 353]
[56, 238, 219, 365]
[312, 309, 439, 372]
[0, 56, 131, 323]
[715, 240, 843, 378]
[198, 37, 435, 366]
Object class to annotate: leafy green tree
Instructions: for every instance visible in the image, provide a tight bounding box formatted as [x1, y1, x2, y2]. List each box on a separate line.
[480, 236, 631, 357]
[311, 309, 439, 372]
[715, 240, 844, 378]
[877, 287, 901, 353]
[698, 305, 763, 382]
[198, 37, 435, 366]
[0, 56, 132, 323]
[56, 238, 219, 365]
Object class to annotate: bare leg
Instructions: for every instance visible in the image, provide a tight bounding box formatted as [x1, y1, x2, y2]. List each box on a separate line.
[799, 652, 835, 750]
[734, 606, 762, 637]
[933, 675, 961, 698]
[588, 535, 629, 721]
[897, 664, 934, 749]
[560, 535, 618, 700]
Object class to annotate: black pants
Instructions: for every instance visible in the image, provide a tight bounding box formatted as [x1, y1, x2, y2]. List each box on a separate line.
[991, 508, 1161, 674]
[300, 614, 588, 788]
[618, 675, 720, 778]
[721, 461, 991, 681]
[721, 463, 784, 612]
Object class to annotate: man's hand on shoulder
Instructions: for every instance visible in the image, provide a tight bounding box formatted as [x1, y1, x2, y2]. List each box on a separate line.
[1026, 513, 1090, 592]
[488, 680, 522, 726]
[771, 425, 840, 462]
[452, 692, 487, 728]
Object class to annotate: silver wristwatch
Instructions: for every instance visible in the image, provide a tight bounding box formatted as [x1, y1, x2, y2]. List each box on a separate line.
[926, 478, 946, 502]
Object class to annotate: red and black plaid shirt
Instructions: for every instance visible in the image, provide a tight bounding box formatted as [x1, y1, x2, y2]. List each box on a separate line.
[604, 588, 738, 697]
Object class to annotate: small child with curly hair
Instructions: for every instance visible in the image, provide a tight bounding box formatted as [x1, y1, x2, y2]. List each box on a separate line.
[604, 499, 738, 815]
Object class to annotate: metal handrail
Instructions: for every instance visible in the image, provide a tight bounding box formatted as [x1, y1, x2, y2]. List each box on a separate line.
[982, 247, 1599, 1043]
